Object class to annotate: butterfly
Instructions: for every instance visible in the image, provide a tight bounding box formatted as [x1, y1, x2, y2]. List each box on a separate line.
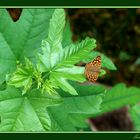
[84, 56, 101, 83]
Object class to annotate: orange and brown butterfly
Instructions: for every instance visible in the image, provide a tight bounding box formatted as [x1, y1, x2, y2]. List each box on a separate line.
[84, 56, 101, 83]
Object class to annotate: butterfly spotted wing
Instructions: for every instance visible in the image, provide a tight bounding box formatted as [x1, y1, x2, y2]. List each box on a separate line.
[84, 56, 101, 83]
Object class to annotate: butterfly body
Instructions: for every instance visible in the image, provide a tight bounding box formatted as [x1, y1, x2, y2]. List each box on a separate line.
[84, 56, 101, 83]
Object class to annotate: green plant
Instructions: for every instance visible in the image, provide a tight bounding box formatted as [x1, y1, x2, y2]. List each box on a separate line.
[129, 104, 140, 131]
[0, 8, 140, 131]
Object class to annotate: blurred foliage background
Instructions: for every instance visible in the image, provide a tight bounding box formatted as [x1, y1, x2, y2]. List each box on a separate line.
[67, 9, 140, 87]
[7, 8, 140, 131]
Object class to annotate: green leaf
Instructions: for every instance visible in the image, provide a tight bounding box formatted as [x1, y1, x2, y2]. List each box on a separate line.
[0, 82, 6, 91]
[99, 69, 106, 77]
[37, 41, 52, 72]
[38, 9, 66, 71]
[0, 86, 62, 131]
[7, 58, 34, 95]
[83, 51, 117, 70]
[47, 81, 105, 131]
[62, 20, 73, 47]
[50, 73, 78, 95]
[48, 93, 102, 131]
[0, 80, 104, 131]
[0, 9, 54, 84]
[48, 9, 65, 48]
[37, 39, 61, 72]
[41, 80, 58, 95]
[99, 83, 140, 115]
[69, 81, 106, 96]
[129, 104, 140, 131]
[56, 81, 106, 98]
[55, 66, 86, 82]
[55, 38, 96, 68]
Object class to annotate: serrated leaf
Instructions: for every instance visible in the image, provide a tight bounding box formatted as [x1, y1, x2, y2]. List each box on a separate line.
[129, 104, 140, 131]
[41, 80, 58, 95]
[7, 58, 34, 95]
[0, 9, 54, 84]
[83, 51, 117, 70]
[99, 83, 140, 115]
[0, 86, 62, 131]
[50, 73, 78, 95]
[0, 8, 107, 132]
[55, 38, 96, 68]
[48, 9, 65, 48]
[38, 9, 66, 70]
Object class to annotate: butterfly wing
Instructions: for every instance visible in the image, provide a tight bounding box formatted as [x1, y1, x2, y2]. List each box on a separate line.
[91, 56, 101, 72]
[85, 56, 101, 83]
[85, 70, 99, 83]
